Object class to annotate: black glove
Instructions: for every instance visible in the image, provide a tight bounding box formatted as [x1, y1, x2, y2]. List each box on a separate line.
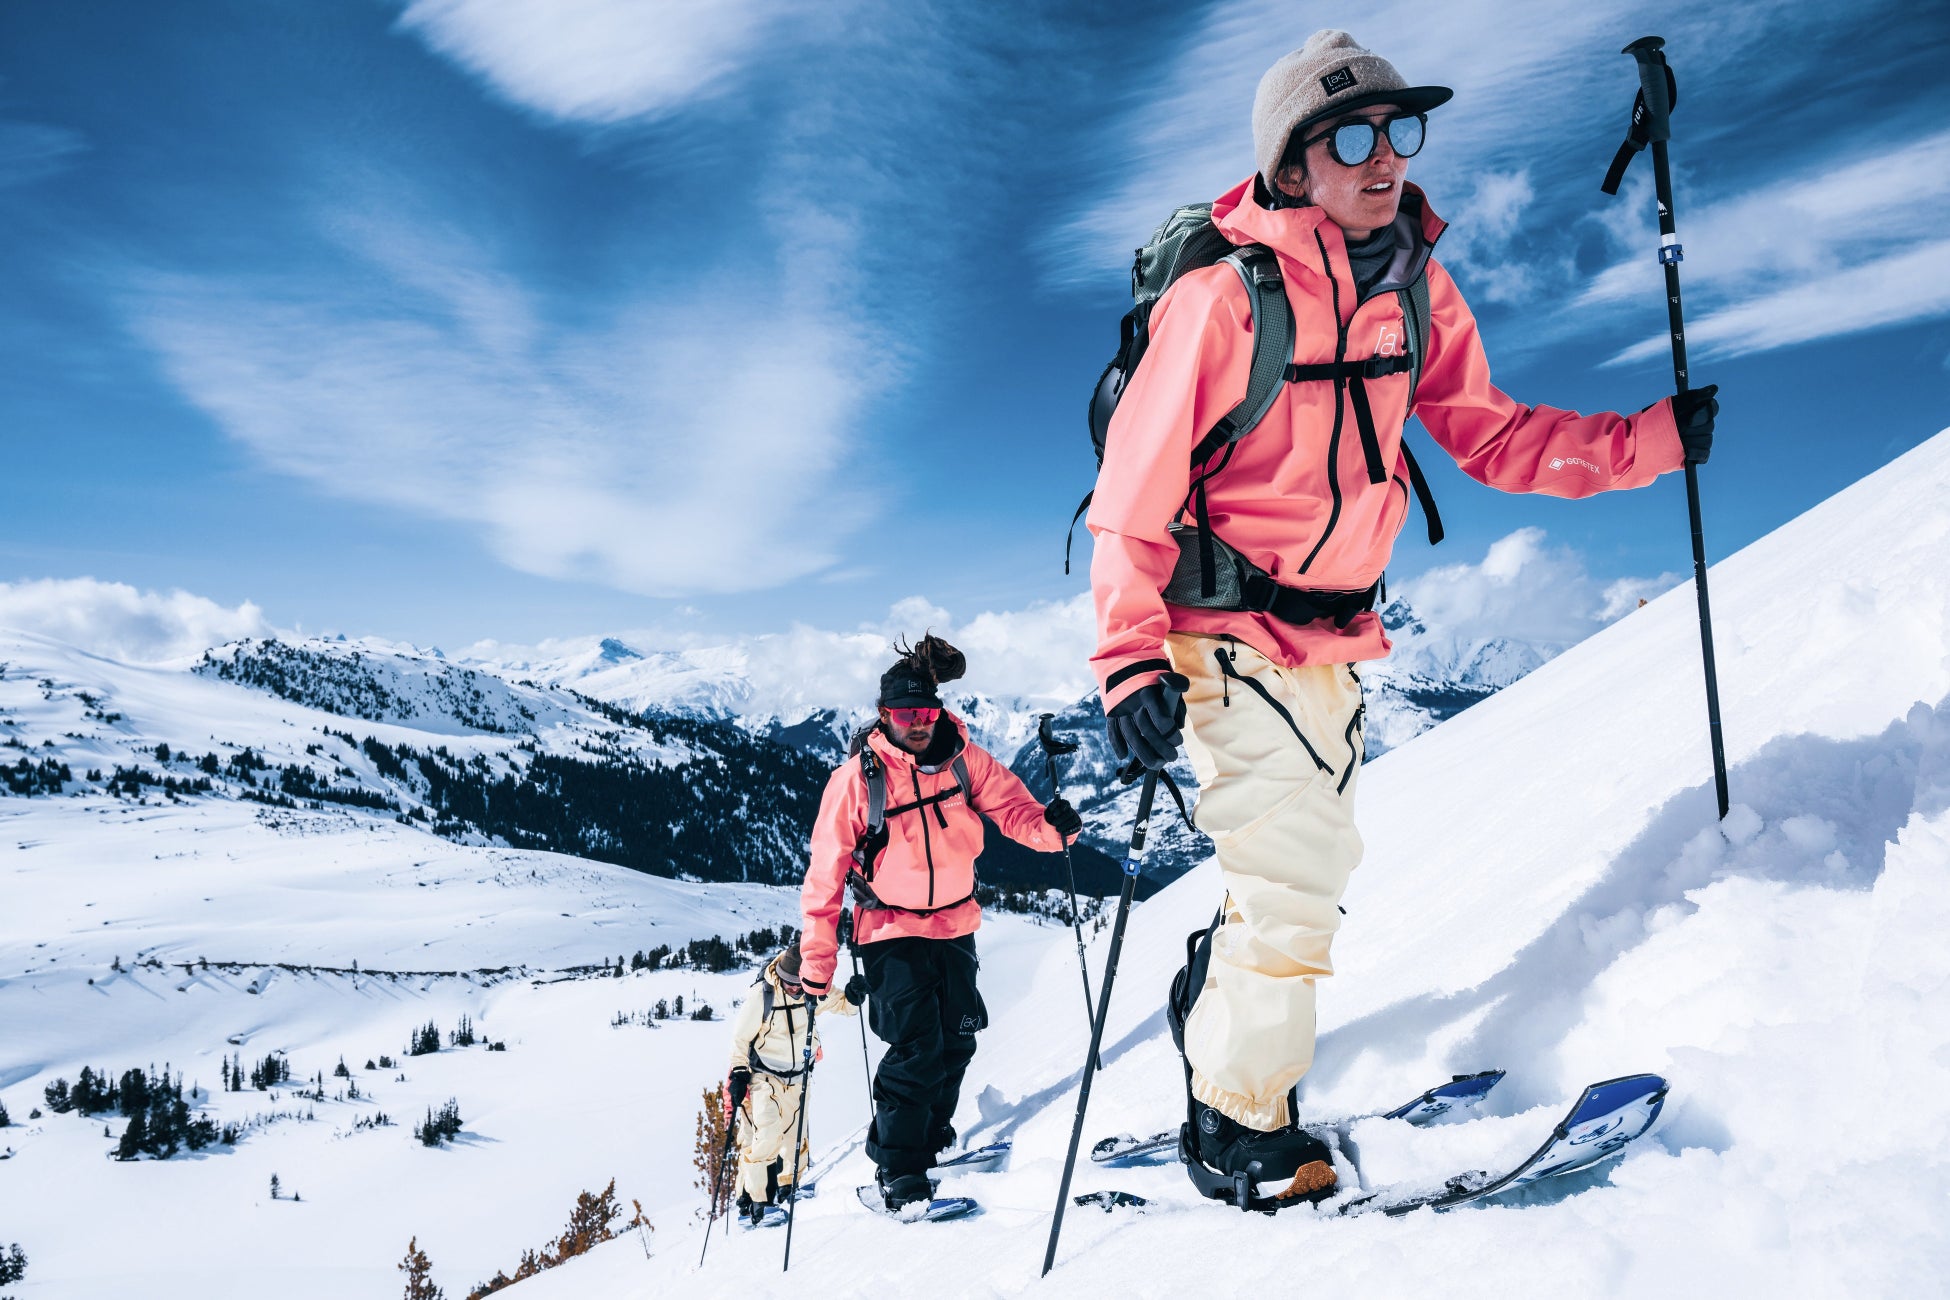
[1106, 673, 1189, 772]
[1043, 797, 1083, 838]
[844, 973, 869, 1007]
[727, 1067, 751, 1110]
[1673, 384, 1718, 464]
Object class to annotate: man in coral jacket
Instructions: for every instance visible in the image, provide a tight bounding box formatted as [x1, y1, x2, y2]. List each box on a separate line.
[799, 636, 1082, 1212]
[1088, 30, 1717, 1207]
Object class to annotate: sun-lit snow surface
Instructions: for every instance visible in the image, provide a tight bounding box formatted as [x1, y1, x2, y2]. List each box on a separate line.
[5, 429, 1949, 1298]
[486, 433, 1950, 1299]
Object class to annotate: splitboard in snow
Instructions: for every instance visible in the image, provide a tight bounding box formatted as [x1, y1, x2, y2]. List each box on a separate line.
[1342, 1073, 1669, 1217]
[1089, 1069, 1507, 1166]
[1082, 1073, 1667, 1218]
[796, 1140, 1009, 1200]
[854, 1185, 980, 1223]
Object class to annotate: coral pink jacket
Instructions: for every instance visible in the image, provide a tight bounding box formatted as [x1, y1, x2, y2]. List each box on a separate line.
[1089, 178, 1685, 710]
[798, 716, 1063, 994]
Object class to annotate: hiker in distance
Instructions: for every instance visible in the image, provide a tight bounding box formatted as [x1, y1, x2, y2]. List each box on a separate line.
[1085, 30, 1717, 1209]
[723, 942, 826, 1228]
[798, 635, 1084, 1212]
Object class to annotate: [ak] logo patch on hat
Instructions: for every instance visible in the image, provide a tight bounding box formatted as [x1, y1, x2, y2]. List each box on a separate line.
[1321, 65, 1358, 95]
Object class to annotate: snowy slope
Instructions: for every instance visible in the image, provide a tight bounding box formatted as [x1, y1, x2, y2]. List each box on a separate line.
[485, 432, 1950, 1299]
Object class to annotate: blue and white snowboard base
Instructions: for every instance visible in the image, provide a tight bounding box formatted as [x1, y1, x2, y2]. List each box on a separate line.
[1343, 1073, 1668, 1217]
[855, 1185, 980, 1222]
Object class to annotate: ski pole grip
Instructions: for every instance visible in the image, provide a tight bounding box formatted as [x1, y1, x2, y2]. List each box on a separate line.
[1623, 36, 1672, 142]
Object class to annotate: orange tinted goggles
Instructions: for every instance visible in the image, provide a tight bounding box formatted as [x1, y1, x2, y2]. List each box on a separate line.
[887, 707, 941, 727]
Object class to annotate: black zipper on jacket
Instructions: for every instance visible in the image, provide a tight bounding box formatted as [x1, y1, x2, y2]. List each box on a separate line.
[912, 769, 937, 907]
[1299, 228, 1351, 575]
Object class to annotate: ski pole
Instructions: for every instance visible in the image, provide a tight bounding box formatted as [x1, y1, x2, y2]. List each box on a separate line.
[1036, 713, 1101, 1070]
[1603, 35, 1731, 819]
[842, 912, 875, 1131]
[781, 999, 817, 1274]
[1041, 768, 1159, 1278]
[849, 946, 874, 1128]
[698, 1103, 738, 1267]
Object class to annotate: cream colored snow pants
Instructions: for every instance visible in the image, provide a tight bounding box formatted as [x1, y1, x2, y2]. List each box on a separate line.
[736, 1072, 810, 1203]
[1168, 633, 1366, 1132]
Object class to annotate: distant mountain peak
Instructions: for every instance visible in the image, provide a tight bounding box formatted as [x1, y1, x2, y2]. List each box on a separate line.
[596, 637, 643, 665]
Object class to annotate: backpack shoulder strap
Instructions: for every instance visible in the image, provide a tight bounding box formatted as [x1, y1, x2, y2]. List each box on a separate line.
[1190, 245, 1293, 465]
[760, 979, 774, 1022]
[858, 745, 886, 837]
[950, 754, 973, 807]
[1396, 269, 1432, 411]
[1394, 268, 1442, 546]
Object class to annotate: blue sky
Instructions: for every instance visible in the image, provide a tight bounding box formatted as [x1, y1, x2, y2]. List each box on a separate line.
[3, 0, 1947, 654]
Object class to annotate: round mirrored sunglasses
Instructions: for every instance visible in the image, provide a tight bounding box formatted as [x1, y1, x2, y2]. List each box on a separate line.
[1296, 113, 1427, 168]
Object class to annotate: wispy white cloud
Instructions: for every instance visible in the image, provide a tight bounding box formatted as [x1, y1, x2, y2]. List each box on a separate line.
[0, 578, 269, 663]
[0, 120, 86, 188]
[395, 0, 813, 125]
[1593, 130, 1950, 364]
[127, 201, 877, 597]
[1044, 0, 1942, 364]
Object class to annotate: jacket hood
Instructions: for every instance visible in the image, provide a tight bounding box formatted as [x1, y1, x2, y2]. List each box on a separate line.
[866, 711, 969, 773]
[1211, 176, 1446, 289]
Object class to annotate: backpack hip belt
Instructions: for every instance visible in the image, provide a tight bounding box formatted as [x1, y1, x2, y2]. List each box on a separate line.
[1161, 524, 1378, 629]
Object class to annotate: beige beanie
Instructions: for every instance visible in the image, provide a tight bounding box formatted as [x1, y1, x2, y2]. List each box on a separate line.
[1252, 30, 1453, 183]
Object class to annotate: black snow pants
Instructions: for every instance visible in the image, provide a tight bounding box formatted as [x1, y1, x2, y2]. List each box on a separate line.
[860, 933, 988, 1177]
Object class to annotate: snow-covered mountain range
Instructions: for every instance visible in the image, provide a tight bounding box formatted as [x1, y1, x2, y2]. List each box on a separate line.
[4, 429, 1947, 1296]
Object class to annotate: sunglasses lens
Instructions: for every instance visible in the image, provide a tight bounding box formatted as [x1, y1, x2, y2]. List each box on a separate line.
[1387, 114, 1426, 159]
[1331, 121, 1378, 166]
[890, 708, 938, 727]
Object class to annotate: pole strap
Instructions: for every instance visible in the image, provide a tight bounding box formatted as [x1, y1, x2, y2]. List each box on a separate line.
[1601, 63, 1678, 195]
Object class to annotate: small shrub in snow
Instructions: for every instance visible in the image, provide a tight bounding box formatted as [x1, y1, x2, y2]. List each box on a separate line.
[465, 1179, 643, 1298]
[398, 1236, 443, 1300]
[693, 1085, 733, 1222]
[688, 1003, 715, 1021]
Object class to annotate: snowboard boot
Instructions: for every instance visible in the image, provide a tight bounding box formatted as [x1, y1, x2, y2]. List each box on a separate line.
[1167, 912, 1337, 1212]
[1179, 1103, 1337, 1210]
[874, 1167, 937, 1212]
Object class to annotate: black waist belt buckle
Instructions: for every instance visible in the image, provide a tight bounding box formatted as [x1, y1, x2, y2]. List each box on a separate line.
[1240, 571, 1378, 630]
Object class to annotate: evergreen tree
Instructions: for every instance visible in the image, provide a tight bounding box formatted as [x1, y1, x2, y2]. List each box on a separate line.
[116, 1110, 147, 1160]
[270, 1172, 281, 1199]
[0, 1096, 9, 1127]
[41, 1078, 70, 1114]
[0, 1243, 26, 1287]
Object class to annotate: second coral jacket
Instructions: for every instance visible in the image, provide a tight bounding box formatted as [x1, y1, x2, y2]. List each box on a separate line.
[798, 716, 1064, 994]
[1088, 177, 1687, 711]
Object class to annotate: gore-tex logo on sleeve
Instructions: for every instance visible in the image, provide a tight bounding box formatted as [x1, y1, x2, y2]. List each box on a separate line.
[1321, 67, 1358, 95]
[1549, 456, 1602, 475]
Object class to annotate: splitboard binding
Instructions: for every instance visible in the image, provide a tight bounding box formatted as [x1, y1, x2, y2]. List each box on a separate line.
[855, 1185, 980, 1223]
[1091, 1069, 1507, 1167]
